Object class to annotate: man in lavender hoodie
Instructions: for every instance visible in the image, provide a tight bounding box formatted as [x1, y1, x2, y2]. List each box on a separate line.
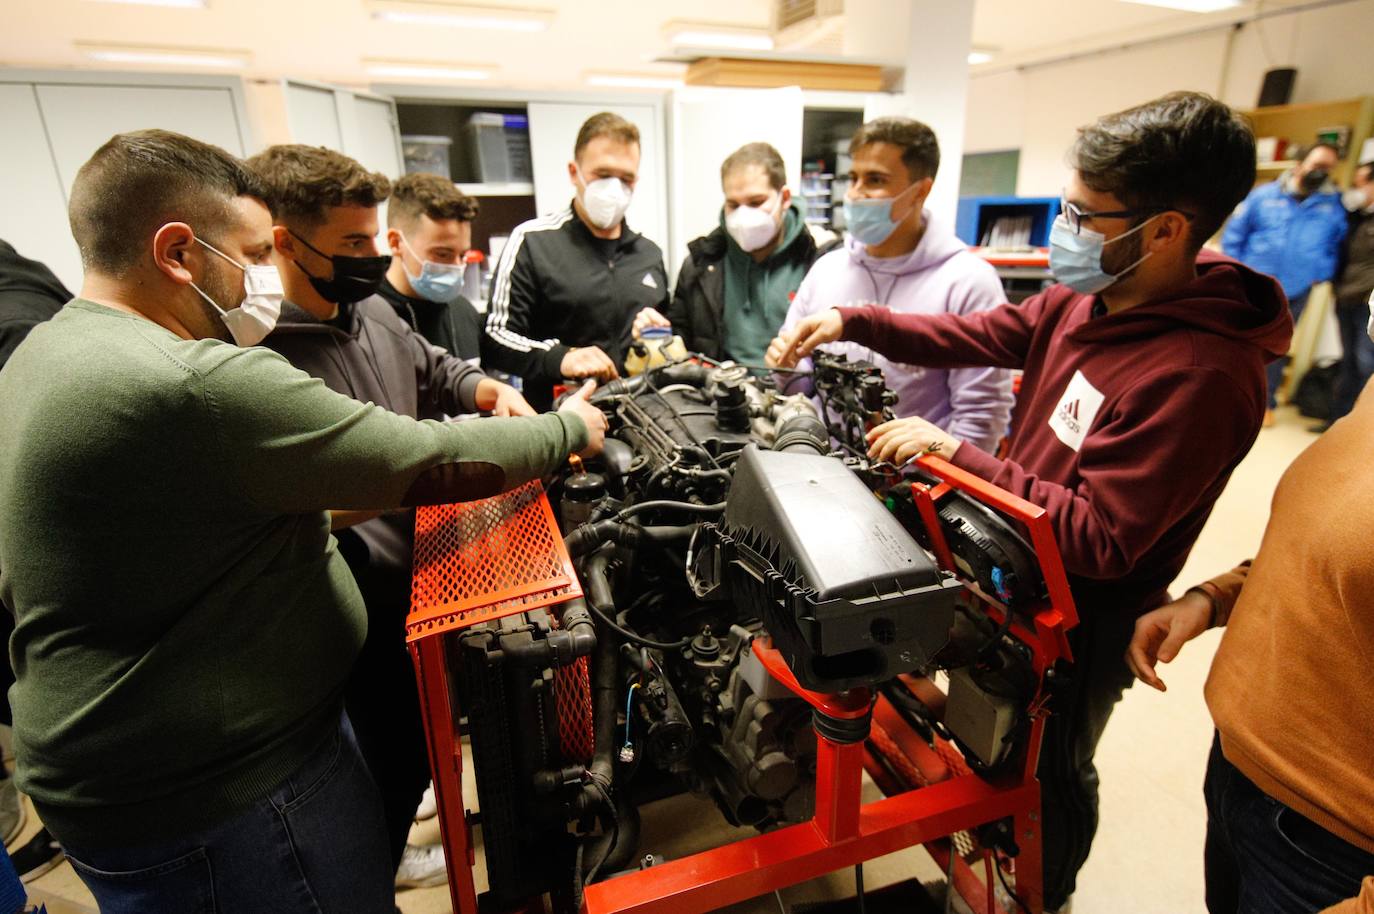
[768, 117, 1013, 452]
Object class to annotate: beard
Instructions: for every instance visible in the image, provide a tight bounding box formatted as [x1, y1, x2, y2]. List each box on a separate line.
[196, 260, 244, 342]
[1101, 222, 1146, 284]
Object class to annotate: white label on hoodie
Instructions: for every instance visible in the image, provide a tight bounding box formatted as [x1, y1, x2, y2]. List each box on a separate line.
[1048, 370, 1105, 452]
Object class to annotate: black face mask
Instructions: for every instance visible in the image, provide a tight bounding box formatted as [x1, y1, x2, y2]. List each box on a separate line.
[1299, 168, 1329, 194]
[289, 229, 390, 304]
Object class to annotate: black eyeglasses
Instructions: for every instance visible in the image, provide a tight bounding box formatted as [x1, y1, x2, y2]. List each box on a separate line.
[1058, 197, 1195, 236]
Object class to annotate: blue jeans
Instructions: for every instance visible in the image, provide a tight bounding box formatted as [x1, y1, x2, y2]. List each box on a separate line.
[1331, 303, 1374, 420]
[1266, 291, 1310, 410]
[1204, 733, 1374, 914]
[60, 713, 394, 914]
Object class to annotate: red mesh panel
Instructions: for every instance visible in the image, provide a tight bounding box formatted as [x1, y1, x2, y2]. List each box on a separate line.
[550, 611, 595, 764]
[406, 480, 582, 642]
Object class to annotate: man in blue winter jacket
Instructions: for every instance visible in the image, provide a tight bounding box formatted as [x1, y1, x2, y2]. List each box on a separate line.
[1222, 141, 1348, 423]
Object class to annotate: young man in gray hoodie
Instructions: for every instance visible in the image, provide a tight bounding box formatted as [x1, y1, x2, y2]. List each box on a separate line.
[767, 117, 1013, 453]
[246, 144, 534, 891]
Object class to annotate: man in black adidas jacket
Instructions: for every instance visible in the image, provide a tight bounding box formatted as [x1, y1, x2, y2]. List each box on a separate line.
[247, 144, 538, 892]
[482, 111, 669, 410]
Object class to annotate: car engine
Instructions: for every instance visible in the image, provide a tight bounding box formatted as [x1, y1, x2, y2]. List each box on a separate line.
[453, 355, 1048, 911]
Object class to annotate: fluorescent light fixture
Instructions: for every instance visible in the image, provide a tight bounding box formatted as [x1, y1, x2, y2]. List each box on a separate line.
[967, 51, 992, 65]
[1118, 0, 1243, 11]
[586, 73, 684, 90]
[79, 43, 247, 67]
[664, 21, 775, 52]
[86, 0, 206, 7]
[365, 60, 494, 81]
[368, 2, 552, 31]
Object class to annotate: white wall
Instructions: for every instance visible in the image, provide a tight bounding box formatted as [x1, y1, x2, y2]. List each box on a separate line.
[964, 70, 1025, 155]
[1016, 29, 1229, 196]
[964, 0, 1374, 196]
[868, 0, 976, 225]
[1220, 0, 1374, 108]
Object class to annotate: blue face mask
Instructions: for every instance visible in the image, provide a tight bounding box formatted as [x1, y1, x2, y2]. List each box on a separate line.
[1048, 214, 1157, 295]
[844, 183, 920, 248]
[401, 235, 464, 303]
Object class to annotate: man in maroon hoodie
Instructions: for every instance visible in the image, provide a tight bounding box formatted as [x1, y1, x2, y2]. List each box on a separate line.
[771, 91, 1292, 911]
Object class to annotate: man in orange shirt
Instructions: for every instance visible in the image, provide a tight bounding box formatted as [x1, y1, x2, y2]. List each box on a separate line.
[1127, 320, 1374, 913]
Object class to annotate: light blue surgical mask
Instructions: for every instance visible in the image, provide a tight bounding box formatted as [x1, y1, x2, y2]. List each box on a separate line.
[1048, 214, 1158, 295]
[844, 182, 921, 248]
[401, 234, 464, 303]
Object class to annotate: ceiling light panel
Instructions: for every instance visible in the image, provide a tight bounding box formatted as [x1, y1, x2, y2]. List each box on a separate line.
[86, 0, 207, 7]
[78, 43, 247, 67]
[1118, 0, 1243, 12]
[368, 2, 552, 31]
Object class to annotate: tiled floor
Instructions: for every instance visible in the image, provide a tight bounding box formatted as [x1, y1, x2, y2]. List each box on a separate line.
[22, 408, 1323, 914]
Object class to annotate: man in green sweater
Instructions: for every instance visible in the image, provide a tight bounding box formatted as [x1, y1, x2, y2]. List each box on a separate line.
[0, 129, 605, 913]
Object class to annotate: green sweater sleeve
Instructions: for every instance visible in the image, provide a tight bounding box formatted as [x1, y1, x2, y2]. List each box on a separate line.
[200, 346, 586, 514]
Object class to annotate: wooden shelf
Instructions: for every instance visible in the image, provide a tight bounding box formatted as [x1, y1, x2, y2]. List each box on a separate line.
[1242, 95, 1373, 187]
[685, 57, 885, 92]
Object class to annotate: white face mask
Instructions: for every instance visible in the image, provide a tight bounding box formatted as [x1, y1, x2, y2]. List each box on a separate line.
[578, 170, 633, 230]
[1367, 288, 1374, 345]
[1345, 187, 1374, 213]
[192, 238, 284, 347]
[724, 193, 782, 253]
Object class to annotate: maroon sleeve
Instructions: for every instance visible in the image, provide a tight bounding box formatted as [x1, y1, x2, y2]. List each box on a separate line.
[835, 293, 1048, 370]
[950, 366, 1256, 580]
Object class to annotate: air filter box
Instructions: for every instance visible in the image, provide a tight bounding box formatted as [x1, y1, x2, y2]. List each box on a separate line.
[705, 447, 962, 693]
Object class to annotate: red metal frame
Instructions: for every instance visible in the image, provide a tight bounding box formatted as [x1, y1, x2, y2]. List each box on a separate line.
[410, 456, 1078, 914]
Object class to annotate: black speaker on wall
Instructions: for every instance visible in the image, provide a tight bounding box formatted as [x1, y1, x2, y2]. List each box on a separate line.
[1258, 68, 1298, 108]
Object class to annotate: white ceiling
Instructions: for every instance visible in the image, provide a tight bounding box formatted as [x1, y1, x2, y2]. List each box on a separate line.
[0, 0, 1329, 91]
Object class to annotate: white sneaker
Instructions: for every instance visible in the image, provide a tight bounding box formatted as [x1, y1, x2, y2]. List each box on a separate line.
[395, 843, 448, 890]
[414, 783, 437, 822]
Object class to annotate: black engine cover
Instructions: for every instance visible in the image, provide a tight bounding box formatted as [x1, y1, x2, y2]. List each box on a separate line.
[708, 447, 963, 692]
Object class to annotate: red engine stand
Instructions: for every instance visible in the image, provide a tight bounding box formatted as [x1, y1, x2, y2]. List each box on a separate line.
[408, 456, 1078, 914]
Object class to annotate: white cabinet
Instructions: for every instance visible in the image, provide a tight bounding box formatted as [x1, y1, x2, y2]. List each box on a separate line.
[0, 71, 254, 292]
[284, 81, 345, 150]
[0, 85, 83, 291]
[668, 87, 806, 277]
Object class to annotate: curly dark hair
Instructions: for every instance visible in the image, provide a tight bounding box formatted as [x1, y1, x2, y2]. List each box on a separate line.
[388, 172, 479, 231]
[1070, 91, 1255, 252]
[849, 117, 940, 181]
[244, 144, 391, 227]
[69, 129, 264, 274]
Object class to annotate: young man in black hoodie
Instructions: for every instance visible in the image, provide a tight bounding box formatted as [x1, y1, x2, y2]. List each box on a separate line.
[0, 240, 70, 882]
[246, 145, 545, 892]
[773, 92, 1292, 912]
[661, 142, 821, 363]
[379, 173, 485, 361]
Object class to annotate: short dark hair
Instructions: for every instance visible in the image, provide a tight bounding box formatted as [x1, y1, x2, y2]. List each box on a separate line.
[720, 142, 787, 190]
[245, 144, 391, 227]
[68, 129, 262, 275]
[849, 117, 940, 182]
[1357, 161, 1374, 182]
[388, 172, 479, 231]
[1070, 91, 1255, 252]
[574, 112, 640, 161]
